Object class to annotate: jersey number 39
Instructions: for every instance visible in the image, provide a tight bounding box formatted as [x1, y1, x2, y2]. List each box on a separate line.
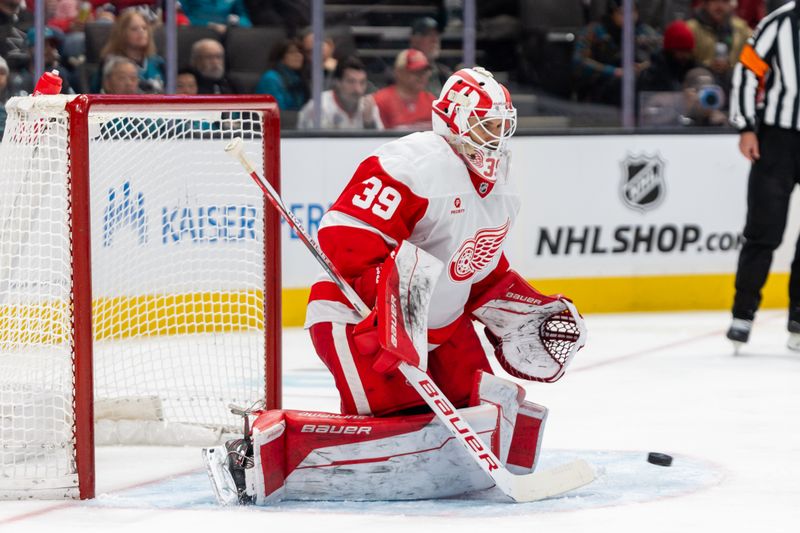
[351, 177, 401, 220]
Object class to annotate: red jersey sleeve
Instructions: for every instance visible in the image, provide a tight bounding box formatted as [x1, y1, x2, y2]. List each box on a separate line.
[328, 155, 428, 246]
[316, 155, 429, 307]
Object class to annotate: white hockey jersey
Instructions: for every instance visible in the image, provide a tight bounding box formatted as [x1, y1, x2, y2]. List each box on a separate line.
[297, 90, 384, 130]
[305, 131, 520, 344]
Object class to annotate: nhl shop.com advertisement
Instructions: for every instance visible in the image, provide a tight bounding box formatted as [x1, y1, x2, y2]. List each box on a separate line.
[511, 134, 800, 279]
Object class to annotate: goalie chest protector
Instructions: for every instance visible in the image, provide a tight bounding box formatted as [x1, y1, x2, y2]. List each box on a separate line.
[306, 131, 521, 333]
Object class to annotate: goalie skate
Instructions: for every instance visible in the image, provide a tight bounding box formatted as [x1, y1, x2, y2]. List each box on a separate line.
[202, 446, 241, 506]
[202, 403, 259, 505]
[202, 438, 256, 505]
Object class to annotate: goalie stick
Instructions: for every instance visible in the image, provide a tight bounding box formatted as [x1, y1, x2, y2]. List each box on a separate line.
[224, 138, 595, 502]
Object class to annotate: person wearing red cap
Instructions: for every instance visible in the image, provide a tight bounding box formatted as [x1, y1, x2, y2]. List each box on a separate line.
[638, 20, 699, 93]
[409, 16, 452, 95]
[372, 48, 436, 130]
[572, 0, 660, 106]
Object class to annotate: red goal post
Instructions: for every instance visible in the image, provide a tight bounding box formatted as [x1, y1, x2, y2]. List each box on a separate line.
[0, 95, 282, 500]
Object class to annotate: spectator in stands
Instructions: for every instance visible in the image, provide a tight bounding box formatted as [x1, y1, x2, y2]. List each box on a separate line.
[0, 55, 9, 136]
[409, 16, 451, 96]
[189, 38, 234, 94]
[476, 1, 521, 74]
[690, 0, 768, 28]
[90, 1, 117, 23]
[686, 0, 751, 88]
[49, 0, 192, 25]
[680, 66, 727, 125]
[572, 0, 660, 106]
[639, 20, 698, 92]
[372, 48, 436, 130]
[176, 68, 198, 95]
[297, 56, 382, 130]
[181, 0, 251, 34]
[0, 0, 33, 73]
[101, 55, 140, 93]
[628, 0, 689, 27]
[45, 0, 80, 33]
[300, 29, 337, 88]
[96, 10, 165, 93]
[22, 27, 75, 93]
[34, 0, 92, 85]
[255, 38, 308, 111]
[244, 0, 308, 36]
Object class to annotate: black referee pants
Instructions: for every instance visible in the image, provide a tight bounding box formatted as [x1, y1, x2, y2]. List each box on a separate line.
[733, 125, 800, 321]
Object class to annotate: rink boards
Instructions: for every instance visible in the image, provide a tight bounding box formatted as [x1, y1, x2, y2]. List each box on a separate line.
[3, 132, 797, 333]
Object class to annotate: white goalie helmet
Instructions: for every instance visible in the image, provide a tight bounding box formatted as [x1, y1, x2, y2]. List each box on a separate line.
[432, 67, 517, 183]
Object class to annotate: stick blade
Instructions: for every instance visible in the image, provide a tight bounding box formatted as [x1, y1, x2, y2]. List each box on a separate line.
[500, 458, 596, 502]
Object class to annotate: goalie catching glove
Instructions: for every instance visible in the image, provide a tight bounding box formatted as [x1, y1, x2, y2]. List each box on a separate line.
[470, 270, 587, 383]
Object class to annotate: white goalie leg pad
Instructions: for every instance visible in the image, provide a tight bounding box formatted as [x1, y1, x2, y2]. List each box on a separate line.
[470, 371, 548, 474]
[248, 405, 502, 503]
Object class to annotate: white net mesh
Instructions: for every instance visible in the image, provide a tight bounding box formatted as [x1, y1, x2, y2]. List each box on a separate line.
[0, 95, 276, 498]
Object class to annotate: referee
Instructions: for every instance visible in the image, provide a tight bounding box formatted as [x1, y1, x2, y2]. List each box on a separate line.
[728, 1, 800, 350]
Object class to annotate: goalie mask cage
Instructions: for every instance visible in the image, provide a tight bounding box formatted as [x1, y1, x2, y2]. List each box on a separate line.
[0, 95, 282, 500]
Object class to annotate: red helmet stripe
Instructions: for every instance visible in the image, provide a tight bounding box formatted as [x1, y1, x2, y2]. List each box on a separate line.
[451, 69, 494, 115]
[500, 83, 512, 108]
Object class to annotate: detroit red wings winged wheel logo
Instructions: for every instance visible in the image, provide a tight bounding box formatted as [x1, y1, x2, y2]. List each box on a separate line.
[448, 219, 510, 282]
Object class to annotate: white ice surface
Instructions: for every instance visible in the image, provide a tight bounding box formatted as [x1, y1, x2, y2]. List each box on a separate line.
[1, 310, 799, 532]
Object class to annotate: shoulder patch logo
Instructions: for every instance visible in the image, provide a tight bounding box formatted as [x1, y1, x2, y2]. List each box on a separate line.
[448, 219, 510, 282]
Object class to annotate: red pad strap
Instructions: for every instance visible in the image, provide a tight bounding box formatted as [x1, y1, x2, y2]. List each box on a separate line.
[507, 413, 540, 469]
[507, 403, 547, 471]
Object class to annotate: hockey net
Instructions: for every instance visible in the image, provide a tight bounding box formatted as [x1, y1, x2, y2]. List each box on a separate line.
[0, 95, 281, 499]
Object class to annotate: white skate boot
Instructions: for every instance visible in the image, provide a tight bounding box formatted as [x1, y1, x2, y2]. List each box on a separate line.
[787, 320, 800, 351]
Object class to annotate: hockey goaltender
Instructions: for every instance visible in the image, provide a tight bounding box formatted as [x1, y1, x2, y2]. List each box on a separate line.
[204, 67, 593, 504]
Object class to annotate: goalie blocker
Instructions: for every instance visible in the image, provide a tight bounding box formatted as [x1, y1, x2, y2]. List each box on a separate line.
[204, 371, 547, 504]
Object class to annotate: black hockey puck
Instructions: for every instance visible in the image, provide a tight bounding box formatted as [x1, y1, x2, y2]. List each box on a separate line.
[647, 452, 673, 467]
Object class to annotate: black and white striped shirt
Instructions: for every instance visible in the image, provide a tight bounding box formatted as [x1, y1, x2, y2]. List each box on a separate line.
[730, 2, 800, 131]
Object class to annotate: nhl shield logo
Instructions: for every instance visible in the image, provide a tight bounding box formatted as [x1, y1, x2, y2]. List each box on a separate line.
[620, 153, 666, 212]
